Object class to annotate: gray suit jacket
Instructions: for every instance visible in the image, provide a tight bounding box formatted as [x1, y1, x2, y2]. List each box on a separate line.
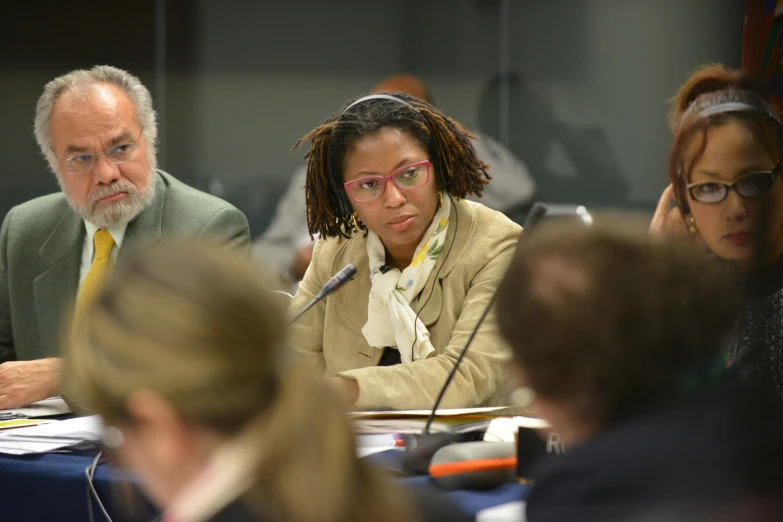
[0, 170, 250, 362]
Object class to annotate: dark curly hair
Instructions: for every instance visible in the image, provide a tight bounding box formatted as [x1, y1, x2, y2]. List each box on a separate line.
[293, 92, 490, 239]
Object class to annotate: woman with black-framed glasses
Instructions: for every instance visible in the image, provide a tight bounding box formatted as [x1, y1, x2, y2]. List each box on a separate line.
[285, 93, 521, 410]
[651, 64, 783, 400]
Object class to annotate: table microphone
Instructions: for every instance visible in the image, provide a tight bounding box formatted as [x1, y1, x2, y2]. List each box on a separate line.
[402, 224, 534, 475]
[522, 202, 547, 231]
[401, 291, 500, 474]
[290, 264, 357, 324]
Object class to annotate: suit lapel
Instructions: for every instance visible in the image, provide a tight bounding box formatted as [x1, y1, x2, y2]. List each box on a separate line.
[333, 240, 371, 333]
[33, 208, 84, 357]
[31, 172, 167, 357]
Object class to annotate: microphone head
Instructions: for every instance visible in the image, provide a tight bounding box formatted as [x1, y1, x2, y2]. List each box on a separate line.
[314, 263, 358, 300]
[522, 203, 548, 231]
[337, 263, 358, 283]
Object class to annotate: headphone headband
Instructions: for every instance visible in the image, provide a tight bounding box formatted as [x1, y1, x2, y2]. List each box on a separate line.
[324, 92, 444, 236]
[690, 89, 781, 126]
[698, 100, 779, 123]
[342, 93, 417, 114]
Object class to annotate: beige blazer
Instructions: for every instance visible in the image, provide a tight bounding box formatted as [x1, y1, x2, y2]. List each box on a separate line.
[288, 198, 521, 410]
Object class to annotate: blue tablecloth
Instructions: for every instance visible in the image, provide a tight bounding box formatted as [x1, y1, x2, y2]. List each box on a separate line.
[0, 450, 529, 522]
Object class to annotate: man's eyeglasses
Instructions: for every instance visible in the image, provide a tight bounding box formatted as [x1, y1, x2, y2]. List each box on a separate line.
[60, 127, 144, 175]
[343, 160, 431, 203]
[687, 163, 780, 204]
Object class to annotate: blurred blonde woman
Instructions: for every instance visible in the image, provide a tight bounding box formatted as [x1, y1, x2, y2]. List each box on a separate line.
[63, 241, 468, 522]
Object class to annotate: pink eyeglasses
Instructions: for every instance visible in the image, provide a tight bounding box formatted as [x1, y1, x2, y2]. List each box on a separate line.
[343, 160, 431, 203]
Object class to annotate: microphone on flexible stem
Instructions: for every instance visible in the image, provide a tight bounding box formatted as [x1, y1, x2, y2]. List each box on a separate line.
[290, 264, 358, 324]
[400, 291, 500, 474]
[522, 202, 548, 231]
[402, 222, 545, 475]
[423, 290, 500, 435]
[401, 214, 591, 477]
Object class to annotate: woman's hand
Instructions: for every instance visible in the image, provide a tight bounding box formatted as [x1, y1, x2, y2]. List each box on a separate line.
[650, 184, 706, 248]
[650, 184, 689, 235]
[328, 376, 359, 406]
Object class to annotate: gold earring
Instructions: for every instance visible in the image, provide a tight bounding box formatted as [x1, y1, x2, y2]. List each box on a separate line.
[438, 191, 444, 210]
[352, 213, 362, 231]
[686, 215, 697, 234]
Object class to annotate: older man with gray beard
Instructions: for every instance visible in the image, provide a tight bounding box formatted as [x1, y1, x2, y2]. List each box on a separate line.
[0, 66, 250, 409]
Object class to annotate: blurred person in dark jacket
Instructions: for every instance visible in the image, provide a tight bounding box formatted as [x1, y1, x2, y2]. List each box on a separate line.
[497, 219, 783, 522]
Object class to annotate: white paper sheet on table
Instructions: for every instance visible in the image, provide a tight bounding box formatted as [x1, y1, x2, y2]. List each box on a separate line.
[0, 415, 102, 455]
[476, 501, 526, 522]
[348, 406, 510, 419]
[483, 416, 550, 442]
[354, 433, 405, 458]
[3, 396, 72, 418]
[349, 407, 516, 435]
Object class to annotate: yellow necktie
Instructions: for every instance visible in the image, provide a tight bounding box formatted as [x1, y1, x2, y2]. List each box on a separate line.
[76, 229, 115, 316]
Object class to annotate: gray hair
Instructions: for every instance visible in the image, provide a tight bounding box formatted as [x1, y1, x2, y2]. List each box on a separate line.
[34, 65, 158, 174]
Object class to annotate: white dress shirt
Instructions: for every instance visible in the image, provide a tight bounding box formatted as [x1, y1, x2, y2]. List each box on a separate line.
[77, 221, 128, 300]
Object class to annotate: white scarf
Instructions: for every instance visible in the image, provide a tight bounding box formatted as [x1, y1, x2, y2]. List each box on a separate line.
[362, 193, 450, 363]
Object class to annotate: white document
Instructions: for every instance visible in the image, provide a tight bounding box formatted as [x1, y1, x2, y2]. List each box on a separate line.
[354, 434, 405, 458]
[0, 415, 102, 455]
[349, 407, 525, 435]
[477, 501, 526, 522]
[483, 417, 550, 442]
[348, 406, 511, 419]
[3, 396, 72, 418]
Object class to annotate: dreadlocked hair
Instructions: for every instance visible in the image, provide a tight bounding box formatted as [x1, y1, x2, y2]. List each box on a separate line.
[293, 92, 490, 240]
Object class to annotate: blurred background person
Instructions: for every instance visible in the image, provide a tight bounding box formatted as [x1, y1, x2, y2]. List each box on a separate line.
[650, 64, 783, 401]
[289, 92, 520, 410]
[497, 220, 783, 522]
[253, 74, 534, 285]
[64, 241, 470, 522]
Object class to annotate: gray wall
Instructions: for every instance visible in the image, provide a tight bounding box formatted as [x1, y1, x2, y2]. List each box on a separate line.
[185, 0, 743, 230]
[0, 0, 745, 235]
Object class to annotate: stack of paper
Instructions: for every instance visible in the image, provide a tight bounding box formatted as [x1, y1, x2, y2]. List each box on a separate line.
[0, 418, 55, 431]
[350, 406, 530, 435]
[0, 415, 102, 455]
[3, 396, 72, 418]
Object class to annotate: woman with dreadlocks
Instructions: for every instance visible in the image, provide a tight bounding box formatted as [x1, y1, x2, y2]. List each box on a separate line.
[287, 93, 521, 410]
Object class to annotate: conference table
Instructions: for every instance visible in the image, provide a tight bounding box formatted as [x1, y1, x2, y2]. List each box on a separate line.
[0, 448, 529, 522]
